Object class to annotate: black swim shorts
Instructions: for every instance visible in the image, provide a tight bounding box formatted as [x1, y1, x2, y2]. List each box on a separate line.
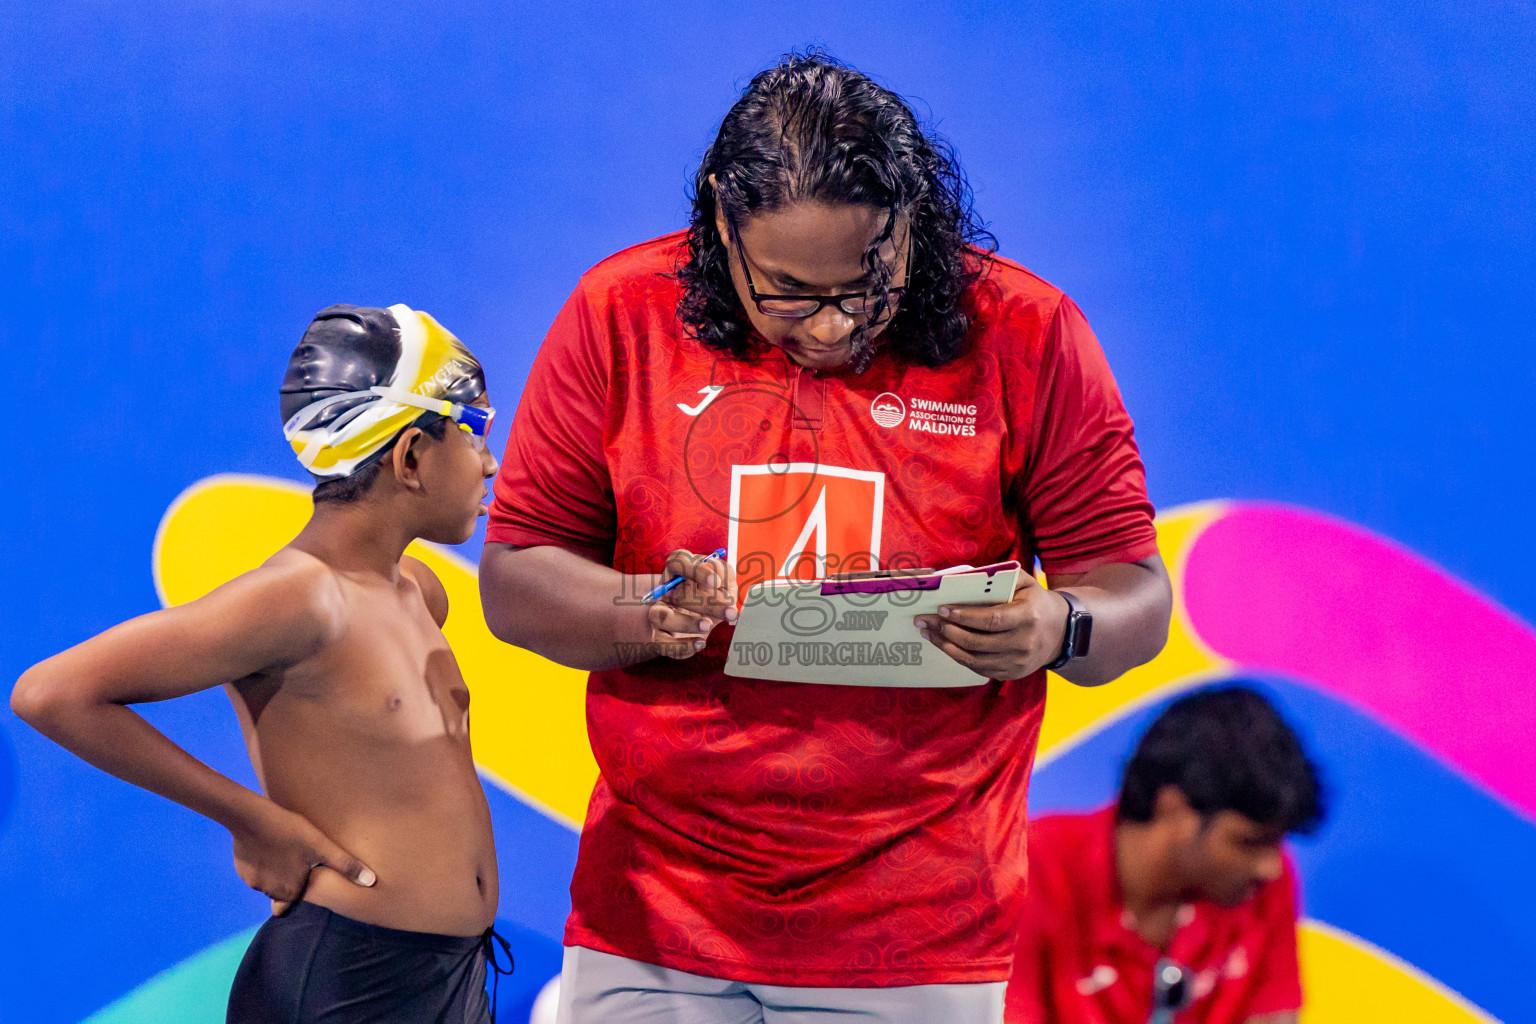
[227, 902, 500, 1023]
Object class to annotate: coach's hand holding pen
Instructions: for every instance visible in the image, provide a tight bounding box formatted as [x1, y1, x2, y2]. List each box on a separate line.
[643, 548, 737, 660]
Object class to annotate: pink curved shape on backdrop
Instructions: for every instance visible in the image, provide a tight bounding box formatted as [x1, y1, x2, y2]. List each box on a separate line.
[1183, 505, 1536, 821]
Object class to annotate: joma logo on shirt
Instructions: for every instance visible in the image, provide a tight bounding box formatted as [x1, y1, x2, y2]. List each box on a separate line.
[677, 385, 725, 416]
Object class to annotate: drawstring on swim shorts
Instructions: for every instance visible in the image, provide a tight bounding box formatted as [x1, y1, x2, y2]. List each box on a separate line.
[480, 927, 515, 1021]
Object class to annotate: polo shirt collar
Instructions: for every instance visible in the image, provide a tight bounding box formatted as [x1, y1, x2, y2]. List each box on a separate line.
[1088, 806, 1197, 961]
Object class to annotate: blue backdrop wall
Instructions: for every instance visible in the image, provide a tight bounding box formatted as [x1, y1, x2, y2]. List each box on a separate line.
[3, 3, 1533, 1022]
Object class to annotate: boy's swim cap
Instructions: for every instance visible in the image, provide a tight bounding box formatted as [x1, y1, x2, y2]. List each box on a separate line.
[280, 304, 486, 480]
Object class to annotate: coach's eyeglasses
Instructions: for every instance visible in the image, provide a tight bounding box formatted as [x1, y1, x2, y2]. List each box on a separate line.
[729, 219, 911, 319]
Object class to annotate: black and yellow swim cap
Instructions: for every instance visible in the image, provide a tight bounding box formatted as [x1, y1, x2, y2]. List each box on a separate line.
[280, 304, 485, 479]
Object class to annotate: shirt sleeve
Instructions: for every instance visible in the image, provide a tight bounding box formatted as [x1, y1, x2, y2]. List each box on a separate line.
[1019, 296, 1158, 575]
[1243, 856, 1305, 1016]
[485, 280, 617, 563]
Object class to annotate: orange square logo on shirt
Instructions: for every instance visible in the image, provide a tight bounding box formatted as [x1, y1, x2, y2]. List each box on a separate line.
[728, 463, 885, 592]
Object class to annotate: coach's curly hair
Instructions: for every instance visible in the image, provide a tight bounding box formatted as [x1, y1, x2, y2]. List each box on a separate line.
[676, 51, 996, 369]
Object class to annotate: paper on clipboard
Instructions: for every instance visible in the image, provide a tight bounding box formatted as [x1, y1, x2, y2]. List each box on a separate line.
[724, 561, 1022, 687]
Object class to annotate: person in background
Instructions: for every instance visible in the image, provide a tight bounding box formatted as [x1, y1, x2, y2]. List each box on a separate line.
[1005, 685, 1325, 1024]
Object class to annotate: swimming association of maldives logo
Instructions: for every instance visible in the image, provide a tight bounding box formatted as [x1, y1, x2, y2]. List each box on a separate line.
[870, 392, 980, 436]
[870, 392, 906, 428]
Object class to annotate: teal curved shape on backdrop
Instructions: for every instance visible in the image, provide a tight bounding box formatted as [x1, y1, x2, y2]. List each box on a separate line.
[77, 917, 564, 1024]
[80, 928, 258, 1024]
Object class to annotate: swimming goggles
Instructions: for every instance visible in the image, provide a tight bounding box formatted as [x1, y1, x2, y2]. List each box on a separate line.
[369, 387, 496, 450]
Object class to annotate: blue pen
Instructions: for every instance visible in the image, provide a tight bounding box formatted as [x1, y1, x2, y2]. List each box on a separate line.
[642, 548, 728, 604]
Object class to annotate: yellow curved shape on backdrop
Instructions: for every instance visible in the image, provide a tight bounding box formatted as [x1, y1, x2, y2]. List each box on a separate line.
[1036, 502, 1231, 762]
[153, 474, 595, 826]
[1299, 920, 1497, 1024]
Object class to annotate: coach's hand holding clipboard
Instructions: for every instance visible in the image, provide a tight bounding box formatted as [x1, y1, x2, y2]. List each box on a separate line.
[911, 567, 1085, 682]
[726, 561, 1071, 687]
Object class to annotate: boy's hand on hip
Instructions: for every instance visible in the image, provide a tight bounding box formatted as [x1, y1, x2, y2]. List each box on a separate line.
[230, 802, 375, 916]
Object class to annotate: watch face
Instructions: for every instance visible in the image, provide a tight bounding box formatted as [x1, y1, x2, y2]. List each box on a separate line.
[1070, 610, 1093, 658]
[1048, 591, 1092, 670]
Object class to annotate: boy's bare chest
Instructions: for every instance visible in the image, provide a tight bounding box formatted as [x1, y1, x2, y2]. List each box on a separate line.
[290, 600, 472, 743]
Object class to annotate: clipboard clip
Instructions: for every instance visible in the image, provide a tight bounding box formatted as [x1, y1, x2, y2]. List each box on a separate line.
[821, 574, 942, 596]
[819, 561, 1023, 596]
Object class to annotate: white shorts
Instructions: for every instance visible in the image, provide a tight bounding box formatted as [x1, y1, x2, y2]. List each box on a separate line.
[553, 945, 1006, 1024]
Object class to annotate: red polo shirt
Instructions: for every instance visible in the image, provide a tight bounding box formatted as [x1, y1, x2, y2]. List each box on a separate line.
[488, 233, 1158, 986]
[1005, 808, 1303, 1023]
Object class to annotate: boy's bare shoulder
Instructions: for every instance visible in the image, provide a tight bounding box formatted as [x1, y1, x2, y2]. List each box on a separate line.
[245, 548, 351, 646]
[400, 555, 449, 628]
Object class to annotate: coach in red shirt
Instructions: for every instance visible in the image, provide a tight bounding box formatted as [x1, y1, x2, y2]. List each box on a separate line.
[1006, 686, 1325, 1024]
[481, 52, 1172, 1023]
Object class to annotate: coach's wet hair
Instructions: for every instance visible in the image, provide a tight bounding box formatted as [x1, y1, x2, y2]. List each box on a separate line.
[1118, 684, 1326, 835]
[676, 50, 996, 370]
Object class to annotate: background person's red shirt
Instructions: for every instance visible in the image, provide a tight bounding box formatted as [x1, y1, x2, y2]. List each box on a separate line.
[1005, 808, 1303, 1023]
[488, 233, 1158, 986]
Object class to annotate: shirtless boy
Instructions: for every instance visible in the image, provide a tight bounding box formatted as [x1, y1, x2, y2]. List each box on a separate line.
[11, 304, 506, 1023]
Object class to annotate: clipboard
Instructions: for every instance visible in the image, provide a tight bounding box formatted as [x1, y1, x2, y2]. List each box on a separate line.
[724, 561, 1023, 687]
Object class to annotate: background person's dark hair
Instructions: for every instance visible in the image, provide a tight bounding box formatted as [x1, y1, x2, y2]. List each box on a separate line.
[676, 50, 996, 370]
[311, 415, 451, 504]
[1118, 684, 1325, 835]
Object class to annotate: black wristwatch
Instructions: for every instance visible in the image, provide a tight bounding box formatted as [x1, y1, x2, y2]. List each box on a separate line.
[1046, 589, 1093, 671]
